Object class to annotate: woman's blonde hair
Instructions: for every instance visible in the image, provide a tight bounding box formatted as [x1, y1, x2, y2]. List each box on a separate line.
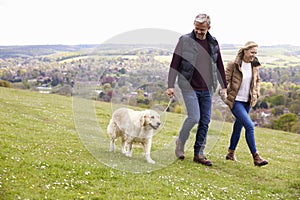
[242, 41, 258, 50]
[235, 41, 258, 61]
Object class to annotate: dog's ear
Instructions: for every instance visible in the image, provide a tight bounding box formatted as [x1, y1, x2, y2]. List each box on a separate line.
[140, 111, 150, 127]
[140, 115, 145, 127]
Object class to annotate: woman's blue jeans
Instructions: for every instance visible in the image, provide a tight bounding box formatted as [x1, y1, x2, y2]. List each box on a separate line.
[229, 101, 257, 154]
[178, 89, 212, 156]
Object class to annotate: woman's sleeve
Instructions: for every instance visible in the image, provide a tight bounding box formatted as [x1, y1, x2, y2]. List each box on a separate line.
[225, 62, 234, 87]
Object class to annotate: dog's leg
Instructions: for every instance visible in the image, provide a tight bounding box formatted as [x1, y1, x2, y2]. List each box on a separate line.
[125, 139, 133, 157]
[121, 136, 127, 154]
[110, 139, 116, 152]
[144, 138, 155, 164]
[107, 120, 116, 152]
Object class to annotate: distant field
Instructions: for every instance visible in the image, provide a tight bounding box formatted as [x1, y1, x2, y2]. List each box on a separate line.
[222, 47, 300, 68]
[154, 55, 172, 63]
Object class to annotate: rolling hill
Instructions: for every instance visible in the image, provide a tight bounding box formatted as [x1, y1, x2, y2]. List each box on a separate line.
[0, 87, 299, 199]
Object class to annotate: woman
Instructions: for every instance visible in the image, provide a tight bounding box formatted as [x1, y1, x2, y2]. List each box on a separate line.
[221, 41, 268, 166]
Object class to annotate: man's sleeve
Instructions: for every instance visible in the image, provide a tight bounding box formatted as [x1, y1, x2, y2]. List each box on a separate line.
[167, 38, 182, 88]
[216, 47, 227, 88]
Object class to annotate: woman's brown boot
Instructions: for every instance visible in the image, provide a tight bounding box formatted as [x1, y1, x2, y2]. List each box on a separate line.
[252, 152, 268, 166]
[226, 149, 237, 161]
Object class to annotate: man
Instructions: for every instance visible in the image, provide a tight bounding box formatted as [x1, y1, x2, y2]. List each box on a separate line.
[166, 13, 227, 166]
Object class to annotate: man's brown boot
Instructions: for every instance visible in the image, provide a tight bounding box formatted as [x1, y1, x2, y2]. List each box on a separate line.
[226, 149, 237, 161]
[193, 155, 212, 166]
[252, 152, 268, 166]
[175, 138, 185, 160]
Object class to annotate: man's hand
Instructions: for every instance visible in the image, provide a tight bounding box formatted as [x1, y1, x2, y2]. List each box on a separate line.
[166, 88, 175, 98]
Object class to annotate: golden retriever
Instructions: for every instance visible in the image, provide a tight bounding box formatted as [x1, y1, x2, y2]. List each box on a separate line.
[107, 108, 161, 164]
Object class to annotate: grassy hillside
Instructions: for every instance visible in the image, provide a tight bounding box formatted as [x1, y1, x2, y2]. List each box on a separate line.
[0, 87, 299, 199]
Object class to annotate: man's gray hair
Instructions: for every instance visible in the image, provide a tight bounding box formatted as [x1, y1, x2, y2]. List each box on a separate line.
[194, 14, 211, 25]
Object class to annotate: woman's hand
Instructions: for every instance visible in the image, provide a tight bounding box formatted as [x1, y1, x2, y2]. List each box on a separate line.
[219, 88, 227, 101]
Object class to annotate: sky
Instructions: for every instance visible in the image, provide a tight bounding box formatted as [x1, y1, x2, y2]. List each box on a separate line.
[0, 0, 299, 46]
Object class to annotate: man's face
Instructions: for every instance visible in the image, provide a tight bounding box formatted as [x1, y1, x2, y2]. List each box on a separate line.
[194, 21, 210, 40]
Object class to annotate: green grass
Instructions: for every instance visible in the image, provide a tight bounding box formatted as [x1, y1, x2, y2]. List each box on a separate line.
[0, 87, 299, 199]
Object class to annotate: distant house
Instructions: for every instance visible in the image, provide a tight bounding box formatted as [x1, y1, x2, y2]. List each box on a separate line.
[36, 86, 52, 94]
[261, 111, 271, 118]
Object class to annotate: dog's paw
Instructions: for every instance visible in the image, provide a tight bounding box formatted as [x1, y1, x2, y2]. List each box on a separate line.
[125, 152, 132, 157]
[110, 142, 115, 152]
[109, 146, 115, 152]
[109, 147, 115, 152]
[147, 158, 155, 164]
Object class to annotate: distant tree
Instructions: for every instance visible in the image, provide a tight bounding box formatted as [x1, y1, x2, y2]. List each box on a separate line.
[250, 112, 259, 123]
[128, 96, 137, 107]
[119, 68, 126, 74]
[271, 68, 280, 83]
[292, 73, 300, 83]
[117, 77, 126, 87]
[0, 80, 12, 88]
[22, 79, 31, 89]
[260, 82, 273, 90]
[269, 94, 285, 107]
[259, 100, 268, 109]
[291, 89, 300, 101]
[260, 87, 266, 96]
[151, 86, 167, 104]
[56, 85, 72, 96]
[136, 89, 146, 104]
[0, 69, 13, 80]
[280, 73, 289, 84]
[31, 69, 40, 79]
[291, 122, 300, 134]
[289, 101, 300, 115]
[51, 72, 64, 86]
[272, 106, 285, 116]
[273, 113, 298, 132]
[103, 83, 112, 93]
[122, 85, 131, 95]
[174, 104, 183, 114]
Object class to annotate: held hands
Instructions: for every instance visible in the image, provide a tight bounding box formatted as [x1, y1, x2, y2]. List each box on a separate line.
[219, 88, 227, 101]
[166, 88, 175, 98]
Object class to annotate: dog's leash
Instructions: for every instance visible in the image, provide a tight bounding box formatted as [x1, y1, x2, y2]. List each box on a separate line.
[163, 96, 176, 112]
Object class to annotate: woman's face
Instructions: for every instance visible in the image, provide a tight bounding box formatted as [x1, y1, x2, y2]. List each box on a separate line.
[243, 47, 258, 63]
